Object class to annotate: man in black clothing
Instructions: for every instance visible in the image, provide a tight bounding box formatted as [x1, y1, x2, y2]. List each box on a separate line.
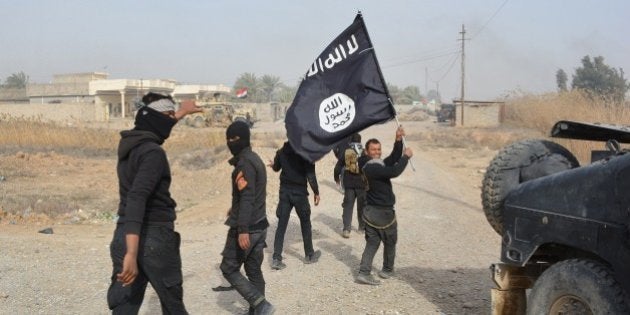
[356, 126, 413, 286]
[221, 120, 275, 315]
[334, 133, 366, 238]
[108, 92, 201, 314]
[268, 141, 322, 270]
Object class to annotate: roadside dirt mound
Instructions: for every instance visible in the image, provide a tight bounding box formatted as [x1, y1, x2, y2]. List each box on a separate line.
[398, 107, 430, 121]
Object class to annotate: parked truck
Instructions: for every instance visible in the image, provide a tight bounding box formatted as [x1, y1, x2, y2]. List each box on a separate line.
[482, 120, 630, 314]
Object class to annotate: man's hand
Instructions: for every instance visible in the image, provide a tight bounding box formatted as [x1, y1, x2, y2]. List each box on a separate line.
[117, 233, 140, 287]
[174, 100, 203, 120]
[266, 159, 274, 168]
[117, 252, 138, 287]
[404, 147, 413, 158]
[396, 126, 406, 141]
[238, 233, 251, 250]
[314, 194, 320, 206]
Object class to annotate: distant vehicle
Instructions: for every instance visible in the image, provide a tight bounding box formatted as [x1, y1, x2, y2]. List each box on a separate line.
[483, 120, 630, 314]
[183, 102, 234, 128]
[232, 105, 257, 128]
[437, 103, 455, 122]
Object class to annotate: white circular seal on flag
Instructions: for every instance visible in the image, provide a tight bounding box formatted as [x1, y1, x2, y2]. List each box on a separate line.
[318, 93, 355, 133]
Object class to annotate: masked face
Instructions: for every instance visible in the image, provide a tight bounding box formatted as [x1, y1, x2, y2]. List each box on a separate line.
[225, 121, 251, 156]
[134, 107, 177, 140]
[227, 136, 247, 156]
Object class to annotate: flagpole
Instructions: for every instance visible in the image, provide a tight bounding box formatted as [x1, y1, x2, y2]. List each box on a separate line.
[359, 11, 415, 172]
[389, 99, 416, 172]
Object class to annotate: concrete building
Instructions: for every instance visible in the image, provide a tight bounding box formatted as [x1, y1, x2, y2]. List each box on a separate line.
[15, 72, 232, 121]
[453, 100, 505, 127]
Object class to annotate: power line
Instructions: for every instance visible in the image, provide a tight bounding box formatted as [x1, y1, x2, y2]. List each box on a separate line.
[470, 0, 510, 39]
[381, 44, 460, 64]
[383, 50, 459, 69]
[436, 53, 460, 82]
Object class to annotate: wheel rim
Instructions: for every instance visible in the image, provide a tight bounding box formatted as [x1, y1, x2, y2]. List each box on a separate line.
[549, 295, 593, 315]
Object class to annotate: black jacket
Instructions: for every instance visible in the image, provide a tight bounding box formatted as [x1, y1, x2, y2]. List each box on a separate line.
[226, 146, 269, 233]
[117, 130, 177, 235]
[360, 140, 409, 207]
[272, 142, 319, 196]
[333, 143, 366, 189]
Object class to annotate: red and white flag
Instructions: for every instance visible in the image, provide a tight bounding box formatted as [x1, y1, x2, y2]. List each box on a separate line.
[236, 87, 248, 98]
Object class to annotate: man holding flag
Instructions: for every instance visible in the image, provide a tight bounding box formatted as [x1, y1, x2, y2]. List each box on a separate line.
[283, 11, 415, 287]
[356, 126, 413, 285]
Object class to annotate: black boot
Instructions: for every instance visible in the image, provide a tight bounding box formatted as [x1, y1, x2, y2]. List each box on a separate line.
[254, 300, 275, 315]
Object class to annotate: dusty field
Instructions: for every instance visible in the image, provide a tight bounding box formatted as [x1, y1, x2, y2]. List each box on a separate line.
[0, 118, 511, 314]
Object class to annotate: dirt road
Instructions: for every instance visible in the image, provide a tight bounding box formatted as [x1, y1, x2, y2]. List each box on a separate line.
[0, 119, 501, 314]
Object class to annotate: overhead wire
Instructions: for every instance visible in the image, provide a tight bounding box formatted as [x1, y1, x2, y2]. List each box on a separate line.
[382, 49, 459, 69]
[470, 0, 510, 39]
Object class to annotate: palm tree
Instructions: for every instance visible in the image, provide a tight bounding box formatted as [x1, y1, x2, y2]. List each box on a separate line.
[277, 84, 298, 103]
[234, 73, 259, 101]
[4, 71, 29, 89]
[260, 75, 282, 102]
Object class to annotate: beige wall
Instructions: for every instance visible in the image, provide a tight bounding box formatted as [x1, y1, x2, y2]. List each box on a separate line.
[0, 102, 108, 122]
[455, 103, 503, 127]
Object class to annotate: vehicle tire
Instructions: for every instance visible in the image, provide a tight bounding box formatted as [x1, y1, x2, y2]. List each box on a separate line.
[527, 259, 629, 315]
[481, 139, 579, 235]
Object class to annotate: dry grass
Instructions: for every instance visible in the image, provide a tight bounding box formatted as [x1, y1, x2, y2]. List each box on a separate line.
[503, 90, 630, 163]
[0, 114, 119, 155]
[406, 126, 540, 150]
[0, 114, 226, 157]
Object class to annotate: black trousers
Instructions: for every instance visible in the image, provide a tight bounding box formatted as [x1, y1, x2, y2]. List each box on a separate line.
[272, 190, 314, 261]
[359, 220, 398, 275]
[220, 228, 267, 308]
[107, 225, 187, 315]
[342, 188, 366, 231]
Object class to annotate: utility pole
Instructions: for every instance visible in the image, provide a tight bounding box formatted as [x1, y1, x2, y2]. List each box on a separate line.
[459, 24, 467, 126]
[425, 67, 428, 96]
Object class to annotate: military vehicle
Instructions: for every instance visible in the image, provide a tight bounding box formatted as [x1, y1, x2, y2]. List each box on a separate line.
[437, 103, 455, 123]
[183, 102, 234, 128]
[232, 105, 257, 128]
[482, 120, 630, 314]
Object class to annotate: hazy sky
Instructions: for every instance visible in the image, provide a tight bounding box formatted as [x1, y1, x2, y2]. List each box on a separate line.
[1, 0, 629, 101]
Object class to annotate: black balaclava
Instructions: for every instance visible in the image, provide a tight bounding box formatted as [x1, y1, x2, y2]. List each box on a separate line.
[226, 120, 250, 156]
[134, 106, 177, 141]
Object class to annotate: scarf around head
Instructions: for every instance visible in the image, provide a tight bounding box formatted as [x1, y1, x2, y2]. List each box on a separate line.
[134, 106, 177, 141]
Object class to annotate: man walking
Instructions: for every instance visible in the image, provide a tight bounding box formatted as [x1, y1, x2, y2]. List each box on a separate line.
[356, 126, 413, 285]
[334, 133, 366, 238]
[269, 141, 322, 270]
[220, 120, 275, 315]
[107, 92, 200, 314]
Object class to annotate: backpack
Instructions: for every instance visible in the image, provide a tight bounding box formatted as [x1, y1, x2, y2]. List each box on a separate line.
[343, 143, 362, 174]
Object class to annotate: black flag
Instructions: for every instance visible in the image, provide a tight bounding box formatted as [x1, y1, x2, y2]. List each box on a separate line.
[285, 13, 395, 163]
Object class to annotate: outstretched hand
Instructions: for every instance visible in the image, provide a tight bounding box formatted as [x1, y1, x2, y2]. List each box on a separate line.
[175, 100, 203, 120]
